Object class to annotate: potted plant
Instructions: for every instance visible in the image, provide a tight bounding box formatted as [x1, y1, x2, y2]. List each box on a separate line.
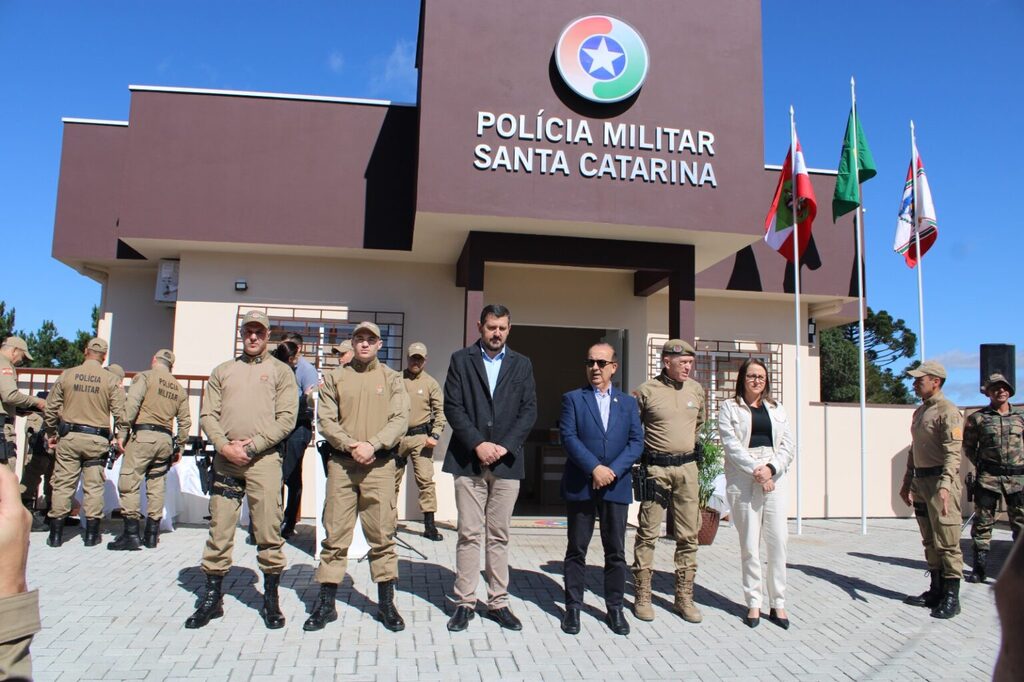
[696, 417, 724, 545]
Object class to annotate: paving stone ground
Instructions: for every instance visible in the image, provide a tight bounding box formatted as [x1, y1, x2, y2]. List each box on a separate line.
[27, 517, 1010, 681]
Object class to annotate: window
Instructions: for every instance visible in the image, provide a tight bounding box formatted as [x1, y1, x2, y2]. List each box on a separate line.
[233, 306, 405, 371]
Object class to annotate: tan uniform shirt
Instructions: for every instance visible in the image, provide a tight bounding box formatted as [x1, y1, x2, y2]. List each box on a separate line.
[43, 358, 126, 437]
[905, 389, 963, 492]
[200, 352, 298, 456]
[635, 372, 706, 454]
[125, 367, 193, 448]
[403, 369, 446, 435]
[0, 354, 37, 442]
[319, 358, 409, 452]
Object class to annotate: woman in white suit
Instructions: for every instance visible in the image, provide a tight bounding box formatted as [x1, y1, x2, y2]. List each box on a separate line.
[718, 358, 795, 629]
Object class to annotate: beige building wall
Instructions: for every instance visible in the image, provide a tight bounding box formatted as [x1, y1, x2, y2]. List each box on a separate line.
[103, 267, 176, 372]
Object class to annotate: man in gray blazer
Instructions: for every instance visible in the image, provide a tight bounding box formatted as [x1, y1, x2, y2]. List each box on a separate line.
[443, 304, 537, 632]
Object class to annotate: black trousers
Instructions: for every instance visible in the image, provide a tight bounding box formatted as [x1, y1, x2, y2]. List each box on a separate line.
[564, 498, 629, 610]
[281, 423, 312, 526]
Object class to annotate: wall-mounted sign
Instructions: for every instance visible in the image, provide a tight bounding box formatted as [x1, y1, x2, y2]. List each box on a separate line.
[555, 15, 649, 104]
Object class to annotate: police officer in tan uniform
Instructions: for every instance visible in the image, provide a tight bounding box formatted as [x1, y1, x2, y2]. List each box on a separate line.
[631, 339, 706, 623]
[305, 321, 409, 632]
[20, 396, 54, 531]
[395, 342, 447, 540]
[1, 337, 46, 473]
[185, 310, 298, 630]
[43, 338, 127, 547]
[108, 349, 191, 551]
[899, 360, 965, 619]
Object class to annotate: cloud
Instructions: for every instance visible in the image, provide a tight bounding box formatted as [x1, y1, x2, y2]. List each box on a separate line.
[327, 50, 345, 74]
[928, 349, 979, 370]
[368, 39, 417, 99]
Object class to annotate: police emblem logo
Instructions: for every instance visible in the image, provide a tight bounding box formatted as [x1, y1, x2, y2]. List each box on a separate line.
[672, 345, 683, 353]
[376, 385, 384, 395]
[417, 389, 424, 395]
[259, 374, 269, 383]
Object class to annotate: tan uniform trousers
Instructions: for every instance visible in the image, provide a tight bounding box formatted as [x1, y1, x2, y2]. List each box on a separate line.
[201, 451, 286, 576]
[395, 434, 438, 513]
[117, 432, 173, 521]
[316, 455, 398, 585]
[911, 474, 964, 579]
[633, 461, 701, 575]
[49, 432, 109, 520]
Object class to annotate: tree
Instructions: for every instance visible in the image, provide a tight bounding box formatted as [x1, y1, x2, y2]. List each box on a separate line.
[1, 299, 98, 369]
[820, 308, 917, 404]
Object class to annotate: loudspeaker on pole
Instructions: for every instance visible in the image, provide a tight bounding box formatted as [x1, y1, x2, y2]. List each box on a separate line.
[979, 344, 1016, 394]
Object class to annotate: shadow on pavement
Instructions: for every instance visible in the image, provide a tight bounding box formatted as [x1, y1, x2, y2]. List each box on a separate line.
[847, 552, 928, 571]
[790, 563, 906, 601]
[649, 568, 743, 617]
[176, 565, 261, 612]
[536, 559, 623, 624]
[396, 558, 457, 615]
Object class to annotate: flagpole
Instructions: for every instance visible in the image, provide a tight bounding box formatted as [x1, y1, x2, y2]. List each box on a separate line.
[790, 104, 803, 536]
[911, 120, 926, 360]
[852, 77, 869, 535]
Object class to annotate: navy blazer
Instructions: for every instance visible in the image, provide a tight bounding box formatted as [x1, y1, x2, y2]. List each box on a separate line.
[559, 385, 644, 504]
[442, 343, 538, 480]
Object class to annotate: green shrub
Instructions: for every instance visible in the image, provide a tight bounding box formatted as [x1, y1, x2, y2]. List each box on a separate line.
[697, 417, 723, 509]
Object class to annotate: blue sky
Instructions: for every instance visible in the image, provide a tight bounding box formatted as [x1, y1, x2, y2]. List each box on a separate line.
[1, 1, 1020, 404]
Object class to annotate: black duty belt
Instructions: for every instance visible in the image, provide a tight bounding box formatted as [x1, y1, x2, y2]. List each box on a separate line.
[978, 462, 1024, 476]
[134, 423, 173, 438]
[406, 423, 431, 437]
[912, 465, 944, 478]
[67, 423, 111, 439]
[644, 450, 698, 467]
[324, 442, 398, 462]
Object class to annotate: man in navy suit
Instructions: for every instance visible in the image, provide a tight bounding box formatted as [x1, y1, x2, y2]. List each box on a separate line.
[443, 304, 537, 632]
[559, 342, 644, 636]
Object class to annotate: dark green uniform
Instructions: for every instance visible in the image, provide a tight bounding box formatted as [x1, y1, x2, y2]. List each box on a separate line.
[963, 405, 1024, 550]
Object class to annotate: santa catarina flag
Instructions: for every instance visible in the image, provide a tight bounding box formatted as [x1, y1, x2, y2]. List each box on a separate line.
[832, 108, 877, 221]
[893, 143, 937, 268]
[764, 138, 818, 262]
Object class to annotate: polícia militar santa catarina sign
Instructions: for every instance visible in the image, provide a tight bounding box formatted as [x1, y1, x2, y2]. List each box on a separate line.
[555, 14, 649, 104]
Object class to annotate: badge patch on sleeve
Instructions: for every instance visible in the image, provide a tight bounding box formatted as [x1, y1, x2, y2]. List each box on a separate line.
[0, 367, 12, 376]
[952, 427, 963, 439]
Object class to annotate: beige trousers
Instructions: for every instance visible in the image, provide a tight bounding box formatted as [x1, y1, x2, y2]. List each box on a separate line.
[395, 434, 438, 513]
[911, 474, 964, 579]
[632, 461, 701, 575]
[48, 432, 109, 520]
[316, 456, 398, 584]
[201, 451, 286, 576]
[117, 432, 173, 520]
[452, 470, 520, 609]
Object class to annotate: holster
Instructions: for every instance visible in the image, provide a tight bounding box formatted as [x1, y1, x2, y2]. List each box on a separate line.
[57, 422, 71, 437]
[188, 436, 215, 495]
[211, 473, 246, 500]
[0, 440, 14, 464]
[965, 472, 976, 503]
[631, 462, 670, 507]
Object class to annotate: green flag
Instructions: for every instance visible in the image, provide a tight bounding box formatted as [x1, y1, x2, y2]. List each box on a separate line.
[832, 108, 876, 222]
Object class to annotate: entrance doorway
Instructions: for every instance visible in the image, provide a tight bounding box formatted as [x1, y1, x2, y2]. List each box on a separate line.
[507, 324, 628, 516]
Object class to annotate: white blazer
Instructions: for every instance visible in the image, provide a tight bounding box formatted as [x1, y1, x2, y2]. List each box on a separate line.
[718, 397, 795, 480]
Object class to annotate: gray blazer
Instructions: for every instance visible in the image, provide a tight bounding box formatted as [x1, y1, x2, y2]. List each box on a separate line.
[442, 343, 537, 480]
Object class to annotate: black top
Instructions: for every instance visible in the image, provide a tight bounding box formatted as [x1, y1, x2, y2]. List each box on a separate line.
[748, 403, 773, 448]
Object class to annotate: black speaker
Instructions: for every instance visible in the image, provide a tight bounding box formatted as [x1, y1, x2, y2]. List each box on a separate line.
[980, 344, 1016, 392]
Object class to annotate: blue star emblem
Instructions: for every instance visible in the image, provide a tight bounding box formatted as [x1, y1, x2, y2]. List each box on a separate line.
[578, 35, 626, 81]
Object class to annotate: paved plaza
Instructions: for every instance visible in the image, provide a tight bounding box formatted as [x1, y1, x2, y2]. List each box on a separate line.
[26, 517, 1008, 681]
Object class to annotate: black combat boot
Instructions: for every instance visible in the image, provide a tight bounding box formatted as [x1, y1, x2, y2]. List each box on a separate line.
[107, 517, 142, 551]
[422, 512, 443, 541]
[260, 573, 286, 629]
[185, 574, 224, 629]
[377, 580, 405, 632]
[930, 578, 961, 619]
[83, 518, 102, 546]
[903, 570, 941, 608]
[30, 511, 50, 533]
[966, 549, 988, 584]
[142, 518, 161, 548]
[46, 515, 66, 547]
[303, 583, 339, 631]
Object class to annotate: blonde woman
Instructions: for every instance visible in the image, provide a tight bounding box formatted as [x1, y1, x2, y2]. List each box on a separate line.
[718, 358, 795, 629]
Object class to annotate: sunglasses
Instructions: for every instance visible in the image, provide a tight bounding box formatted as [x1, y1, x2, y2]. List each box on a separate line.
[586, 359, 615, 368]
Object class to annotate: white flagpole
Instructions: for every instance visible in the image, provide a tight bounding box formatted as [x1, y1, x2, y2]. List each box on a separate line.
[852, 78, 869, 535]
[790, 105, 803, 535]
[911, 121, 926, 360]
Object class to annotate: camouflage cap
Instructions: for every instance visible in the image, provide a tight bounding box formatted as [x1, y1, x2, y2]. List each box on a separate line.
[661, 339, 696, 357]
[240, 310, 270, 330]
[407, 342, 428, 358]
[86, 337, 109, 354]
[107, 364, 125, 381]
[352, 321, 381, 339]
[3, 336, 33, 361]
[907, 360, 947, 379]
[984, 372, 1015, 397]
[154, 349, 175, 365]
[331, 339, 354, 355]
